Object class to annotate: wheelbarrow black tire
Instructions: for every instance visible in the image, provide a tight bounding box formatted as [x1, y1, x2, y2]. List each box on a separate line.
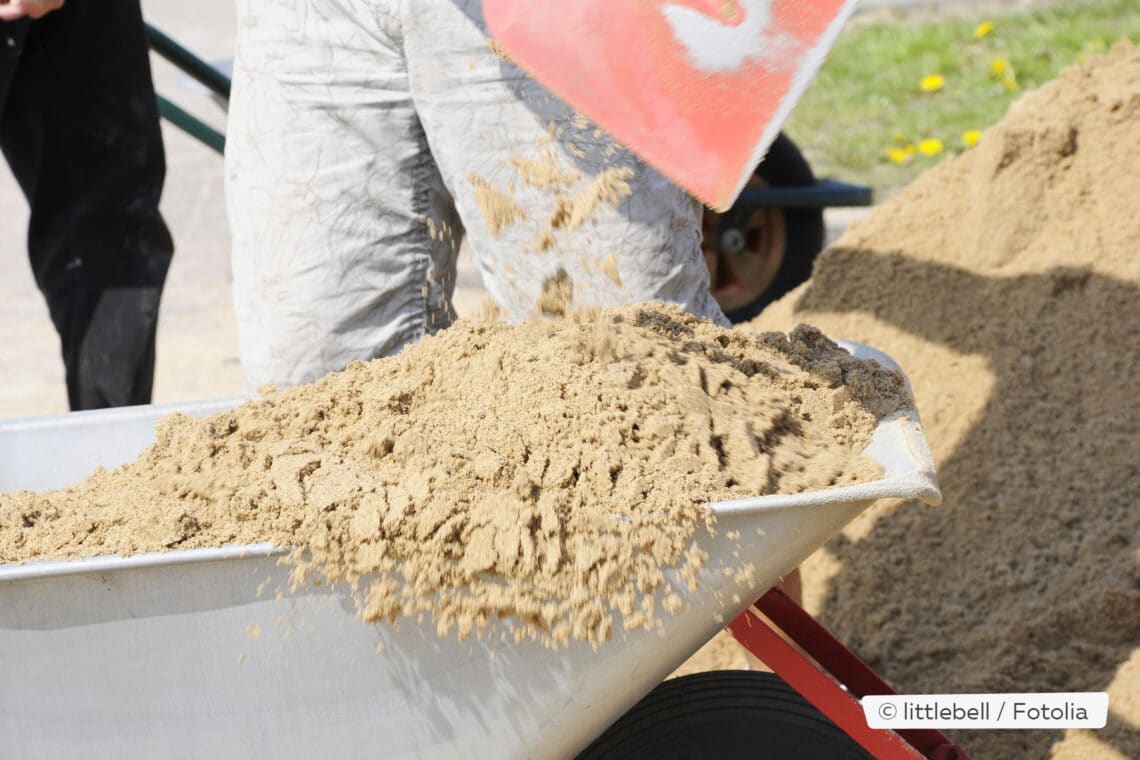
[722, 133, 826, 325]
[576, 670, 872, 760]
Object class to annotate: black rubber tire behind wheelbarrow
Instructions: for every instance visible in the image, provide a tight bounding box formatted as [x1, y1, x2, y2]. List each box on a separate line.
[576, 670, 872, 760]
[721, 133, 826, 325]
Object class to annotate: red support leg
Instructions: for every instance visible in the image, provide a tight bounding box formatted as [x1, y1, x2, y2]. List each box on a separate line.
[727, 588, 969, 760]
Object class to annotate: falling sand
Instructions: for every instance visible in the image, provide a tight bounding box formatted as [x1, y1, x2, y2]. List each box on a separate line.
[510, 149, 582, 190]
[467, 172, 527, 237]
[548, 167, 635, 232]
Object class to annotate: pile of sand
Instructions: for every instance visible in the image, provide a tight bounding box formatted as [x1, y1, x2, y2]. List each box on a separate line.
[1, 303, 907, 648]
[741, 42, 1139, 758]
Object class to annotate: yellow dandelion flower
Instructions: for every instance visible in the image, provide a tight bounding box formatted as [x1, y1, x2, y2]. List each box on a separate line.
[918, 139, 943, 157]
[919, 74, 945, 92]
[990, 58, 1018, 89]
[962, 130, 982, 148]
[974, 21, 994, 39]
[886, 146, 913, 165]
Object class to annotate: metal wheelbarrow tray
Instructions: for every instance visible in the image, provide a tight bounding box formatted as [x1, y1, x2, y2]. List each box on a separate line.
[0, 343, 940, 759]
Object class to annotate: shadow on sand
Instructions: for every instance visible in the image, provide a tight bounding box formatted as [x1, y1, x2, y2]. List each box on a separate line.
[788, 247, 1139, 758]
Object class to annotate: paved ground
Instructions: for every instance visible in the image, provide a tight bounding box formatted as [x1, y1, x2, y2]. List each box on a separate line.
[0, 0, 913, 420]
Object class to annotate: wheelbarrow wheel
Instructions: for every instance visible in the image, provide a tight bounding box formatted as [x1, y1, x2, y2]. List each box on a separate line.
[576, 670, 872, 760]
[704, 133, 826, 325]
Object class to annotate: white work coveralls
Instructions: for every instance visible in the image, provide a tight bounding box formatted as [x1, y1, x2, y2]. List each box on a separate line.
[226, 0, 728, 390]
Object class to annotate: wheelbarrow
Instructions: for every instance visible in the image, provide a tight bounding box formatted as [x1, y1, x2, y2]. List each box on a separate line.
[143, 24, 872, 327]
[0, 342, 967, 759]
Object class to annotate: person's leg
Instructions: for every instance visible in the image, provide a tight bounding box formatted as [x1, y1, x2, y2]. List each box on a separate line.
[0, 21, 31, 105]
[0, 2, 173, 410]
[402, 1, 728, 326]
[226, 0, 461, 391]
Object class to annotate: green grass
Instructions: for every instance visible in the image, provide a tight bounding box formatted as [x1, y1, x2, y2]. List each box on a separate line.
[783, 0, 1140, 194]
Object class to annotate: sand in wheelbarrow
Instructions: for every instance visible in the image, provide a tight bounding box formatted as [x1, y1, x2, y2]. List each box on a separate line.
[0, 303, 909, 649]
[730, 41, 1139, 759]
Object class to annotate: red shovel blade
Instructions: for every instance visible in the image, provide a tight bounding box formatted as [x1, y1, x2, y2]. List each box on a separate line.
[485, 0, 856, 211]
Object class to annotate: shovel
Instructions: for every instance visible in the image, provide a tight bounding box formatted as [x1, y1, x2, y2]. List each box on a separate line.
[484, 0, 858, 211]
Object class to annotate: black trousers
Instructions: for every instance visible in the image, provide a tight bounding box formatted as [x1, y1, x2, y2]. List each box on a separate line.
[1, 1, 173, 410]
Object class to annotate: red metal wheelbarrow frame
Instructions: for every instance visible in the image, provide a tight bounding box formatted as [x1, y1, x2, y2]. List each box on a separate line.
[728, 588, 969, 759]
